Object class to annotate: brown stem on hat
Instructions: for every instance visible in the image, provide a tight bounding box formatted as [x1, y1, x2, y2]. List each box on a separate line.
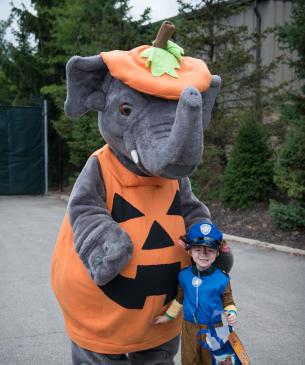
[152, 21, 175, 49]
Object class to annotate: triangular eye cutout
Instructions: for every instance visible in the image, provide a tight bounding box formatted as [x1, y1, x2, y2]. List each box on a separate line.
[142, 221, 175, 250]
[111, 193, 144, 223]
[167, 191, 182, 216]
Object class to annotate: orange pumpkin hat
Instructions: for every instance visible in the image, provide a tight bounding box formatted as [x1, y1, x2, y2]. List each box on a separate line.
[101, 22, 212, 100]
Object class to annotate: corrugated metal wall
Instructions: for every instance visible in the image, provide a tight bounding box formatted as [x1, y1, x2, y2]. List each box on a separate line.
[227, 0, 297, 89]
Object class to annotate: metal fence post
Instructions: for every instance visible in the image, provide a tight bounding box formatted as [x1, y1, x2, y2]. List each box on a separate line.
[43, 99, 48, 195]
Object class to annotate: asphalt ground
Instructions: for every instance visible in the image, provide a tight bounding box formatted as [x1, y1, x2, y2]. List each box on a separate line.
[0, 195, 304, 365]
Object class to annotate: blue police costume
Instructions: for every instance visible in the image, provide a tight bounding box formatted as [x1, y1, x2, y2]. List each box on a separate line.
[179, 266, 229, 325]
[164, 222, 237, 365]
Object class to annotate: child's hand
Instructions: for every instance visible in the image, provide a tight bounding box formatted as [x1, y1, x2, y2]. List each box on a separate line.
[153, 315, 171, 325]
[225, 310, 237, 326]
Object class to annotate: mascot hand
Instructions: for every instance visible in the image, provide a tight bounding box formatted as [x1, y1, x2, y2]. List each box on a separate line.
[215, 240, 234, 273]
[88, 240, 133, 285]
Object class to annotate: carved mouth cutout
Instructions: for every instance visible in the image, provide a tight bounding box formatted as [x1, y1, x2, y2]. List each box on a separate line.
[99, 262, 180, 309]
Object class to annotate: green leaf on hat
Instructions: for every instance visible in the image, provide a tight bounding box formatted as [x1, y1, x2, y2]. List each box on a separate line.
[166, 40, 184, 61]
[140, 40, 184, 78]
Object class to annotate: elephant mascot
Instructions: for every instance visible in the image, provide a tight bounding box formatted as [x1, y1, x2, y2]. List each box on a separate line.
[51, 21, 233, 365]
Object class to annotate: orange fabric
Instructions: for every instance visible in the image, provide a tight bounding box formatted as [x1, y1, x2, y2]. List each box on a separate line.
[51, 145, 190, 354]
[101, 45, 212, 100]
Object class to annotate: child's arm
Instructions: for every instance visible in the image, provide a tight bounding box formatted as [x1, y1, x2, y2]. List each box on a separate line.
[222, 281, 238, 325]
[153, 286, 184, 324]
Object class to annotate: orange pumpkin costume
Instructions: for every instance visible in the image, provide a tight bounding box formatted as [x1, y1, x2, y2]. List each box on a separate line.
[51, 145, 190, 354]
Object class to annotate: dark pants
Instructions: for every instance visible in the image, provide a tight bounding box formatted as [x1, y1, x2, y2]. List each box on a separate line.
[71, 335, 180, 365]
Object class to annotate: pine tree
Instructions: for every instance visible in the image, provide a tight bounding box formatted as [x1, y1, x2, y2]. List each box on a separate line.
[220, 112, 273, 208]
[270, 0, 305, 230]
[175, 0, 277, 198]
[42, 0, 153, 183]
[0, 0, 153, 187]
[0, 20, 17, 104]
[270, 97, 305, 230]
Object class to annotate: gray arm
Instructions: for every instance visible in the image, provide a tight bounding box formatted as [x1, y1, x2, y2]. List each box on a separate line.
[179, 177, 211, 230]
[67, 156, 133, 285]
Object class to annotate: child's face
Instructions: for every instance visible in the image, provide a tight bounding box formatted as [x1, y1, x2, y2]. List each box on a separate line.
[189, 245, 218, 271]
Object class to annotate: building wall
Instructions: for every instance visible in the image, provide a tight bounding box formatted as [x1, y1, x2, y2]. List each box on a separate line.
[227, 0, 297, 89]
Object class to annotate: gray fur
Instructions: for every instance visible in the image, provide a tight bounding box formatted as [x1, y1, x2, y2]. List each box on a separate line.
[202, 75, 221, 130]
[68, 157, 211, 283]
[71, 335, 179, 364]
[65, 55, 220, 178]
[178, 177, 211, 228]
[64, 54, 224, 286]
[67, 156, 133, 285]
[65, 55, 108, 118]
[98, 80, 205, 178]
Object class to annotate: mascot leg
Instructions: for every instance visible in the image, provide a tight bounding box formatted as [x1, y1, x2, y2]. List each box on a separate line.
[71, 336, 179, 365]
[128, 335, 180, 365]
[71, 342, 129, 364]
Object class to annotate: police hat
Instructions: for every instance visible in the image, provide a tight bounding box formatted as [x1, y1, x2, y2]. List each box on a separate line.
[186, 222, 223, 250]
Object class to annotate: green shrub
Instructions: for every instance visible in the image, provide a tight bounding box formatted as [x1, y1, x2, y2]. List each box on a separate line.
[273, 105, 305, 200]
[191, 145, 225, 203]
[270, 199, 305, 230]
[271, 0, 305, 230]
[270, 98, 305, 230]
[220, 112, 274, 208]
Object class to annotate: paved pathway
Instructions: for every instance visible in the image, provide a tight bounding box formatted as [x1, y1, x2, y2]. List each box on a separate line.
[0, 195, 304, 365]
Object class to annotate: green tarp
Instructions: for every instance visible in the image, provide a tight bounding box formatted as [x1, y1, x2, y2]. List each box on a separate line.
[0, 106, 45, 195]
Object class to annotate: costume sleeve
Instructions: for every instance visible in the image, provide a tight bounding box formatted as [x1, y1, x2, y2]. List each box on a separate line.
[179, 177, 211, 230]
[67, 156, 133, 285]
[165, 285, 184, 319]
[222, 281, 238, 313]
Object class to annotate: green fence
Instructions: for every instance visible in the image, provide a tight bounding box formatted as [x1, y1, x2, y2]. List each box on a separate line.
[0, 106, 45, 195]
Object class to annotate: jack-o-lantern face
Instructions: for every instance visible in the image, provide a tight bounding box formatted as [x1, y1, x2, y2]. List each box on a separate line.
[99, 190, 186, 309]
[51, 146, 190, 352]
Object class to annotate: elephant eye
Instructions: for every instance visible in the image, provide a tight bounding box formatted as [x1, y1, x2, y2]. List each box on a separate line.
[119, 103, 132, 116]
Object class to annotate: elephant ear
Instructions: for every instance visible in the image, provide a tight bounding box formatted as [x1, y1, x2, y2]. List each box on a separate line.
[64, 55, 109, 118]
[201, 75, 221, 130]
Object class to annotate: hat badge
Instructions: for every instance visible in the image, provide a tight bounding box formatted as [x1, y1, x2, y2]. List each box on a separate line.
[200, 224, 211, 235]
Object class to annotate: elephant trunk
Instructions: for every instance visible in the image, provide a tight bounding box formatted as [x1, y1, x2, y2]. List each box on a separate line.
[149, 87, 203, 179]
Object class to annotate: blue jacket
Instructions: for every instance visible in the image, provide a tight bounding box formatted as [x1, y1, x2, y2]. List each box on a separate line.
[179, 266, 229, 324]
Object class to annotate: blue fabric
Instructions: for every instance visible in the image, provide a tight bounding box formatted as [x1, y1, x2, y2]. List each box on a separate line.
[179, 266, 229, 324]
[197, 326, 242, 365]
[196, 327, 225, 350]
[211, 340, 242, 365]
[187, 222, 223, 250]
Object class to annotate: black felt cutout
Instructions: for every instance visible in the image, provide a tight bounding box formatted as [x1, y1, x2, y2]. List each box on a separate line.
[100, 263, 180, 309]
[142, 221, 174, 250]
[166, 191, 182, 216]
[111, 193, 144, 223]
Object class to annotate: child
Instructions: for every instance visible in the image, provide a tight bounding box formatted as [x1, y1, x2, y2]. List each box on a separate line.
[154, 222, 237, 365]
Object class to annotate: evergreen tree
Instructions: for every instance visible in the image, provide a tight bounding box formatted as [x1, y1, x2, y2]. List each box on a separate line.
[0, 7, 42, 105]
[270, 0, 305, 230]
[0, 20, 17, 104]
[175, 0, 277, 198]
[220, 111, 273, 208]
[41, 0, 153, 185]
[176, 0, 276, 123]
[2, 0, 153, 187]
[270, 108, 305, 229]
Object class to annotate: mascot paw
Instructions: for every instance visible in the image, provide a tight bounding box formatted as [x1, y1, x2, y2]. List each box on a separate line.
[89, 241, 133, 285]
[215, 247, 234, 273]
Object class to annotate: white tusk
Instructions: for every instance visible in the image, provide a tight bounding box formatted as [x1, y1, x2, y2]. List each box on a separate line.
[131, 150, 139, 164]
